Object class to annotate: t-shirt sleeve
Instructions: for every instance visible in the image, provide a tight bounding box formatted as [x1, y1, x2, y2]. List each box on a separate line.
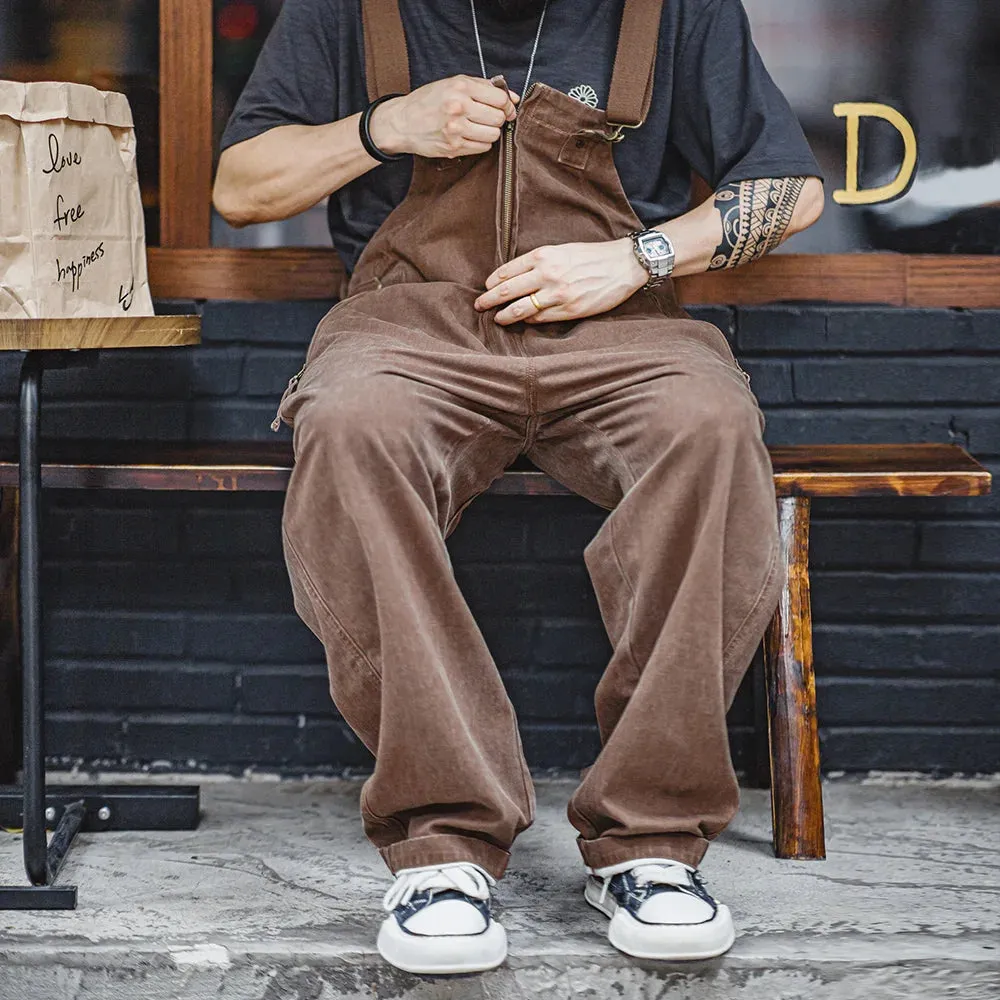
[669, 0, 823, 187]
[220, 0, 339, 152]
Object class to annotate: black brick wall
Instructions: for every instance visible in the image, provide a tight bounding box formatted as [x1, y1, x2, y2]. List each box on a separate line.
[5, 302, 999, 775]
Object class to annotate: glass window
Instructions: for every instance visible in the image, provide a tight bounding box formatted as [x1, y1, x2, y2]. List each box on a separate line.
[211, 0, 329, 248]
[745, 0, 1000, 254]
[0, 0, 161, 243]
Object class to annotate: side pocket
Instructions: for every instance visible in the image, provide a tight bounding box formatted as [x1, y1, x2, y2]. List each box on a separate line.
[374, 255, 423, 289]
[733, 357, 753, 392]
[270, 365, 306, 433]
[694, 319, 754, 393]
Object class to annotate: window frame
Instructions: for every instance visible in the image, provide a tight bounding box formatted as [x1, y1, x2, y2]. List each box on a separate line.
[151, 1, 1000, 307]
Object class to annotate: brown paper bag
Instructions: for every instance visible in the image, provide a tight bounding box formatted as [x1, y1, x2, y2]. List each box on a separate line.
[0, 80, 154, 319]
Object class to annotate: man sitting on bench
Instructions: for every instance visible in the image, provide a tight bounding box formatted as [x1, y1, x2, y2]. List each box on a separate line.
[213, 0, 824, 975]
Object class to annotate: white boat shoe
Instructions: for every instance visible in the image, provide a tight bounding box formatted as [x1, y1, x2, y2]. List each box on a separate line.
[584, 858, 736, 960]
[377, 862, 507, 975]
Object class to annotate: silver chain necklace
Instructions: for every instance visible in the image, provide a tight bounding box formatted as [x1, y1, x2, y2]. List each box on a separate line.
[469, 0, 550, 96]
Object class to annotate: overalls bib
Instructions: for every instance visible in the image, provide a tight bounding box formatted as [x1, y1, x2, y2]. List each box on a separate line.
[279, 0, 784, 878]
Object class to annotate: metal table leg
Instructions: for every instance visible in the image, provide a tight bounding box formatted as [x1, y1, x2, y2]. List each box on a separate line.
[0, 351, 200, 910]
[0, 353, 78, 906]
[0, 352, 79, 907]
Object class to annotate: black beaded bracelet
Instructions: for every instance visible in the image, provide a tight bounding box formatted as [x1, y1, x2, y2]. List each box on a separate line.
[359, 93, 405, 163]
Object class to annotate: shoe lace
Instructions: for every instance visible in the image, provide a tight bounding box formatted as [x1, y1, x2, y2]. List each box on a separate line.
[598, 860, 695, 908]
[382, 863, 494, 913]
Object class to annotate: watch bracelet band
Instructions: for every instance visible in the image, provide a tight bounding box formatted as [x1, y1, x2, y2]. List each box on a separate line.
[360, 93, 406, 164]
[629, 229, 672, 289]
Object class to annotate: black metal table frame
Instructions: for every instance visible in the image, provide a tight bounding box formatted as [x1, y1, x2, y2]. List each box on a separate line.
[0, 351, 199, 910]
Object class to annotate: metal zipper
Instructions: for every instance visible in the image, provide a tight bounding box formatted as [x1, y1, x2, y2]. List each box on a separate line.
[501, 118, 515, 263]
[270, 366, 306, 432]
[500, 82, 535, 264]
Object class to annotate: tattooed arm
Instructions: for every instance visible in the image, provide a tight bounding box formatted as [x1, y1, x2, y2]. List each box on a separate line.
[708, 177, 813, 270]
[656, 175, 825, 279]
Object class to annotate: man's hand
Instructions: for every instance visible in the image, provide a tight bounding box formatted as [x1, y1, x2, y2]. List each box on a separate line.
[475, 239, 648, 325]
[370, 76, 518, 160]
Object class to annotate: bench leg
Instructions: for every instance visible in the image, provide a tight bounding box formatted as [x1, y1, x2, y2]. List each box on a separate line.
[763, 496, 826, 860]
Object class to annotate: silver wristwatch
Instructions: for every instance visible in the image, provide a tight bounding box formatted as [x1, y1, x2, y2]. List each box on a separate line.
[630, 229, 676, 288]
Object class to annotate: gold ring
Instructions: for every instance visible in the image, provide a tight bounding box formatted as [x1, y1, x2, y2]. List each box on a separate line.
[529, 292, 543, 312]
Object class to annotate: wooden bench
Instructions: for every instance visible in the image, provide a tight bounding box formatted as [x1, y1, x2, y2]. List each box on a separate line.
[0, 440, 990, 862]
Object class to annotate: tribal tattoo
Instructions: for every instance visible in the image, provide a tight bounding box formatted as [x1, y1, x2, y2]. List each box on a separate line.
[708, 176, 807, 271]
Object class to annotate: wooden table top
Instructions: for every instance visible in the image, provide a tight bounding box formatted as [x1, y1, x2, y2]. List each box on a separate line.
[0, 315, 200, 351]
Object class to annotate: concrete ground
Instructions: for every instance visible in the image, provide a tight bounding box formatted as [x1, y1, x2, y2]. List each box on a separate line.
[0, 775, 997, 1000]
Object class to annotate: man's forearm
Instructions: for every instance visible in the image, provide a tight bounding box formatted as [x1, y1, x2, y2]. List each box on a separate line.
[213, 116, 377, 227]
[213, 78, 518, 228]
[476, 174, 825, 325]
[653, 176, 824, 278]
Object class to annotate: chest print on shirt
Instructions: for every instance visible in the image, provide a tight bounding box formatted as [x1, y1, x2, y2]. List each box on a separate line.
[568, 84, 599, 108]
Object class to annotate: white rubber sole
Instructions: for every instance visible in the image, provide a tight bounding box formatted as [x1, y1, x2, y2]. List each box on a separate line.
[584, 879, 736, 961]
[376, 915, 508, 975]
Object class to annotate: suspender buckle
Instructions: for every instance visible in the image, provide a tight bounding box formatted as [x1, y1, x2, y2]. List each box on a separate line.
[605, 122, 641, 143]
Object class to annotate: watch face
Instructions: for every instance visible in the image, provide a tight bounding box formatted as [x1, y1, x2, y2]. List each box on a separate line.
[641, 234, 672, 260]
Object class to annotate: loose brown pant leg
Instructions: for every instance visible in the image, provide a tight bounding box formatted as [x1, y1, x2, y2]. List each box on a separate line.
[527, 320, 785, 870]
[280, 320, 535, 879]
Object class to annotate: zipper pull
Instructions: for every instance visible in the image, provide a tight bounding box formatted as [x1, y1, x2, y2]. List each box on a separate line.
[271, 368, 305, 432]
[491, 75, 517, 124]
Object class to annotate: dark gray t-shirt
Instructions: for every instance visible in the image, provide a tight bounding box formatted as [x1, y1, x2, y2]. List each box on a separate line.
[221, 0, 822, 272]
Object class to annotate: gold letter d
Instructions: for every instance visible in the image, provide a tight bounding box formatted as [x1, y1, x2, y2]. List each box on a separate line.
[833, 102, 918, 206]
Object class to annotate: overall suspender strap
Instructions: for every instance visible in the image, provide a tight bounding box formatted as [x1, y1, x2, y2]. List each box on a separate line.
[362, 0, 412, 102]
[606, 0, 665, 130]
[363, 0, 658, 127]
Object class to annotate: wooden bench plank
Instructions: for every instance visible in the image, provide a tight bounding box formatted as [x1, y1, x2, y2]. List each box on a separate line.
[769, 444, 991, 497]
[0, 442, 988, 497]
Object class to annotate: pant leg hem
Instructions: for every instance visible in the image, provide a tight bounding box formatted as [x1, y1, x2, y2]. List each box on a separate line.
[576, 833, 709, 872]
[380, 835, 511, 880]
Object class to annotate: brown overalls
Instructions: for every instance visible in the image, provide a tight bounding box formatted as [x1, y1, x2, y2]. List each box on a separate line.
[278, 0, 784, 880]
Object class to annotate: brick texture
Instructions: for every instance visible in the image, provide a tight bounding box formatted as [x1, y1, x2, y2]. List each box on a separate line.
[0, 302, 995, 776]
